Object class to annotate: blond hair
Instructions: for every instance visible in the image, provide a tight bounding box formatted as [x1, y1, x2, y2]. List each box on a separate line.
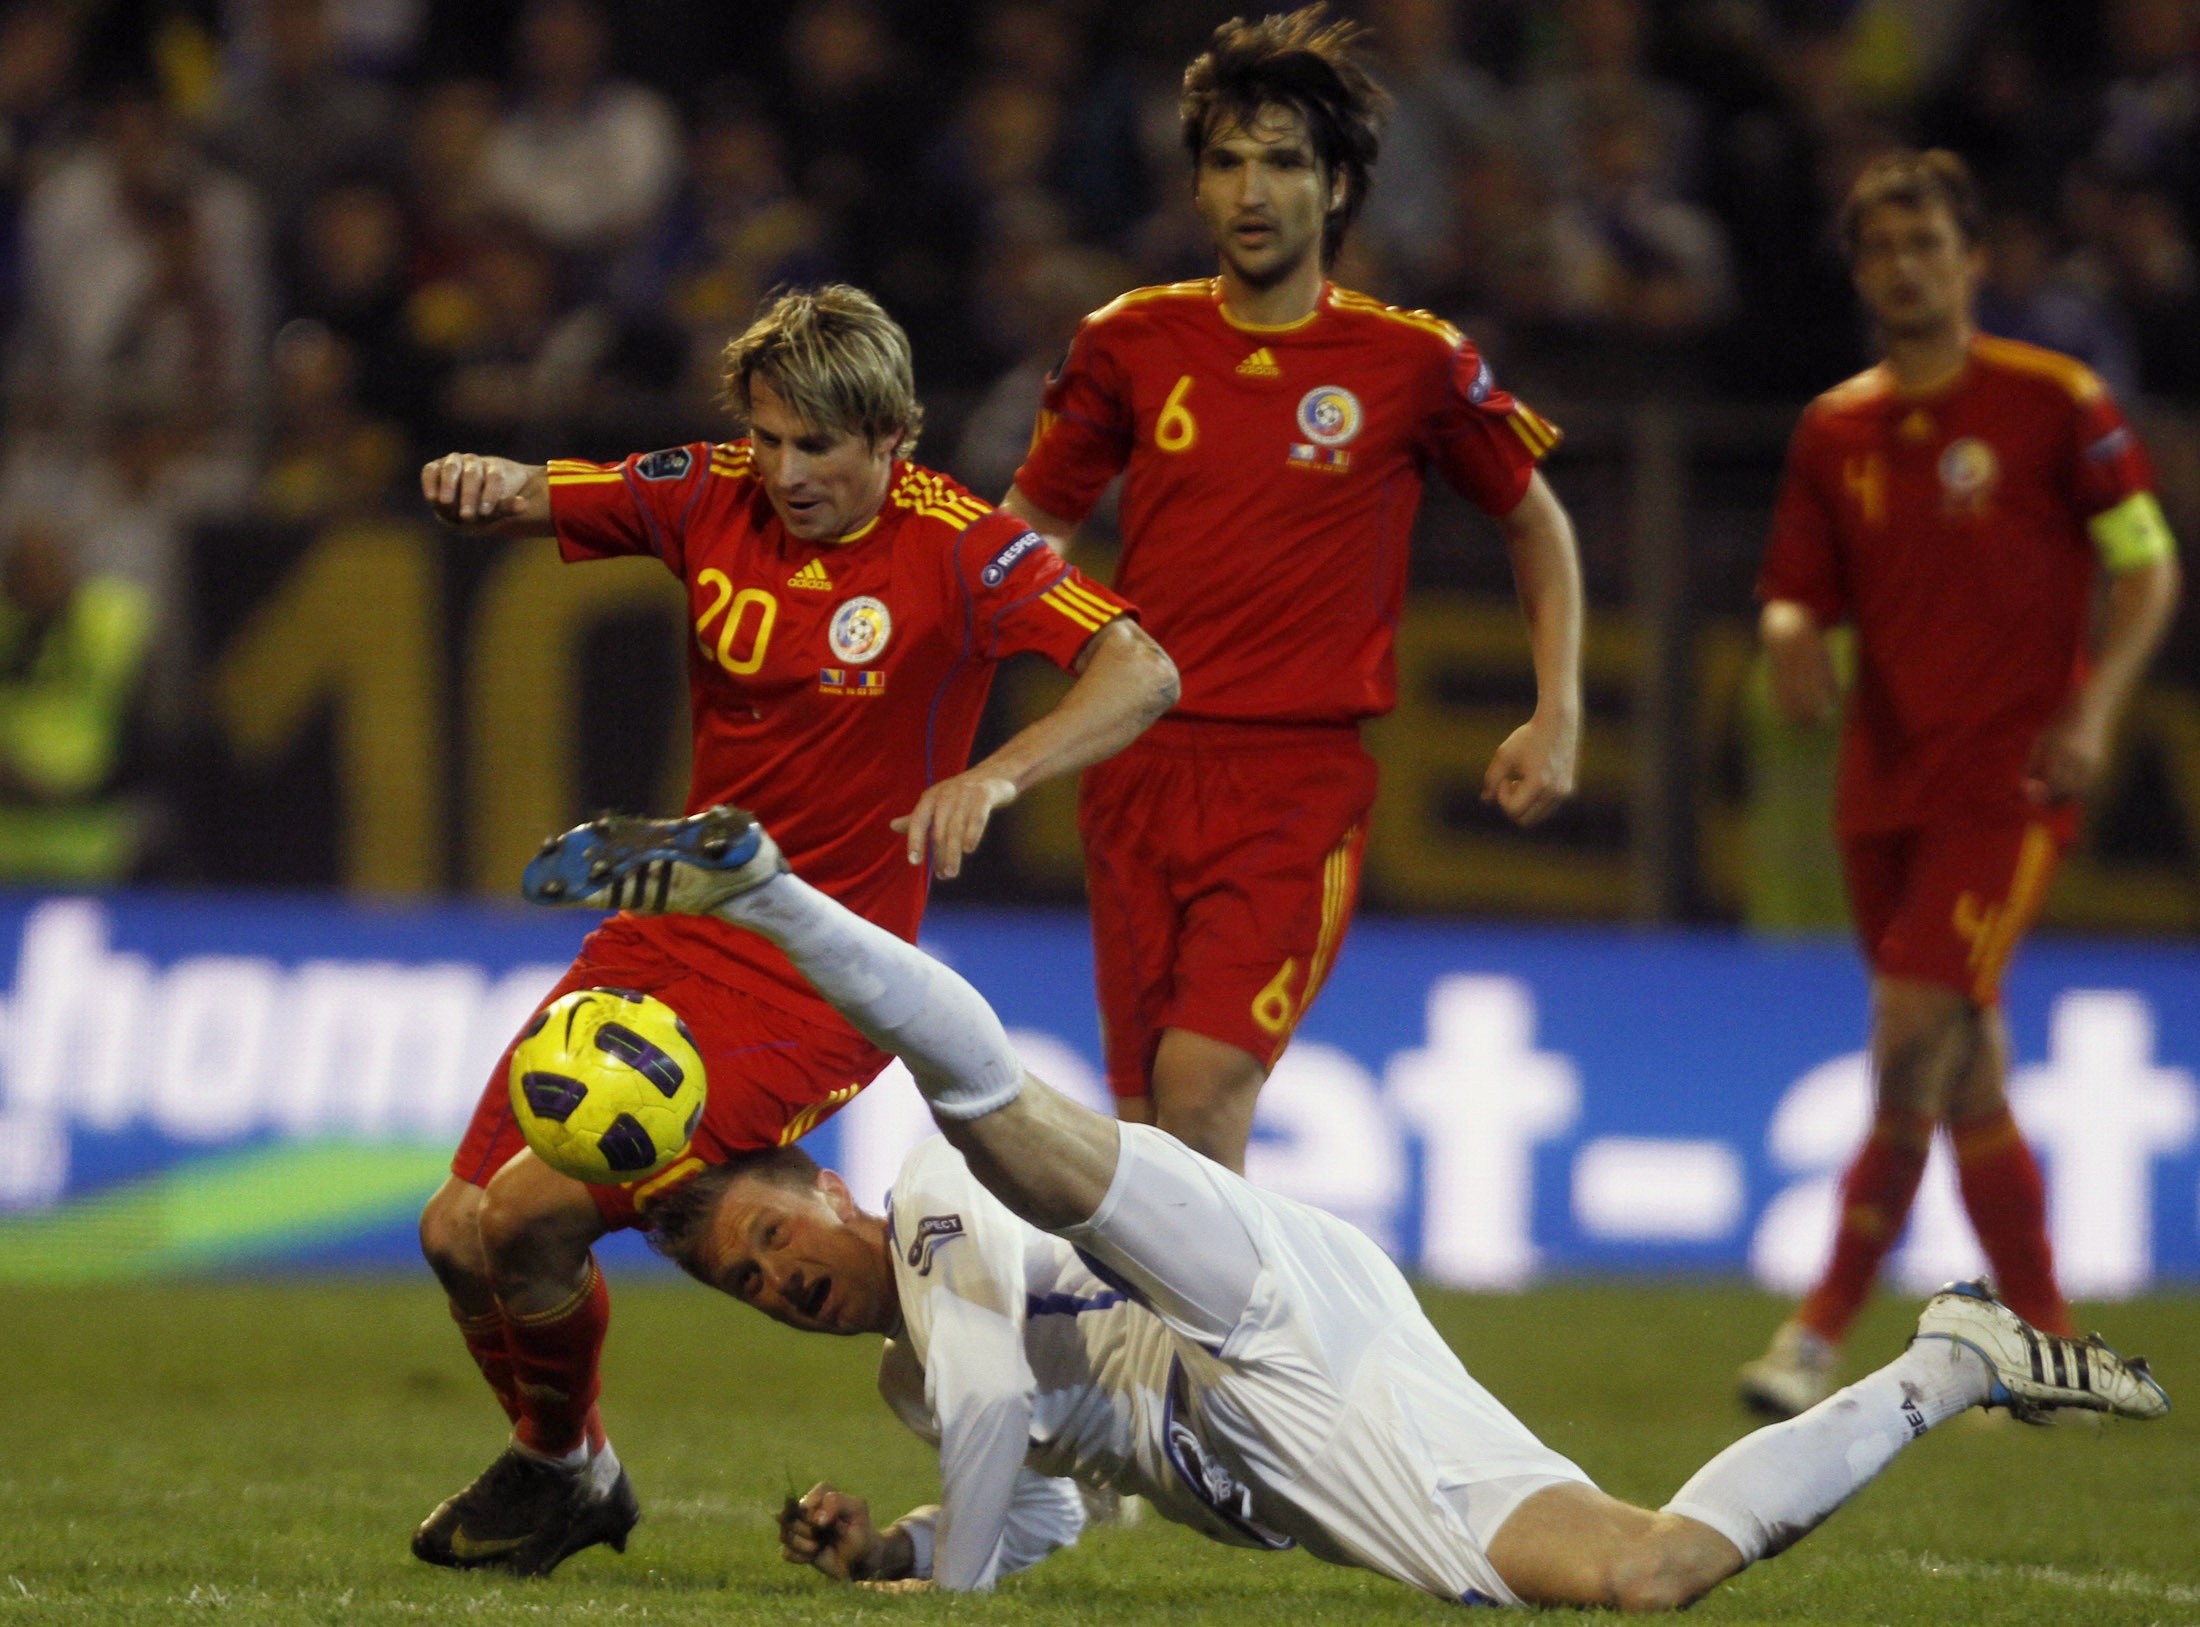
[719, 284, 923, 455]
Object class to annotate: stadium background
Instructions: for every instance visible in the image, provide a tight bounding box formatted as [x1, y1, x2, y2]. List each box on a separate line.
[0, 0, 2196, 1289]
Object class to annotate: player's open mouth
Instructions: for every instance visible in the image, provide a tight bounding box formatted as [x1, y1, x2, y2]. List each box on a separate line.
[803, 1276, 832, 1320]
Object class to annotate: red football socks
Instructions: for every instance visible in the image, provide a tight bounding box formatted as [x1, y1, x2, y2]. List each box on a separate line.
[505, 1256, 612, 1459]
[1953, 1107, 2075, 1336]
[1798, 1109, 1932, 1343]
[451, 1303, 523, 1426]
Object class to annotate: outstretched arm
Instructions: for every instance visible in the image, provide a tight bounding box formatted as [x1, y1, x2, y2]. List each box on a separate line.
[893, 615, 1178, 878]
[420, 453, 557, 537]
[1486, 471, 1583, 826]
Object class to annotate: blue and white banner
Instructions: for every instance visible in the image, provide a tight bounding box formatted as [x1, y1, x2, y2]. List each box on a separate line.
[1, 894, 2194, 1292]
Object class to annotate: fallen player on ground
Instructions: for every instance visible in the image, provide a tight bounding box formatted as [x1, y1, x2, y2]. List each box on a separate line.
[521, 805, 2170, 1607]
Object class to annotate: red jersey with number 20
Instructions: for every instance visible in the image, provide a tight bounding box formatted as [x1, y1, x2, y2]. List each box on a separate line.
[547, 442, 1131, 1015]
[1758, 336, 2156, 833]
[1014, 279, 1559, 725]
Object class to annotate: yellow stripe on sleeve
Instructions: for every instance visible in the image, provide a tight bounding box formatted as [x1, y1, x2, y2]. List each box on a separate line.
[1042, 586, 1111, 632]
[1047, 578, 1119, 621]
[1516, 405, 1562, 447]
[1506, 414, 1555, 458]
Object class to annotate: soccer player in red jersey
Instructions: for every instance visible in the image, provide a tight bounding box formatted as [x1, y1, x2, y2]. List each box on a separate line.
[409, 285, 1177, 1572]
[1740, 152, 2183, 1417]
[1003, 7, 1585, 1170]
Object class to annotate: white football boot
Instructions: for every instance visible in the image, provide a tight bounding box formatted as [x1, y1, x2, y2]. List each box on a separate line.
[1913, 1280, 2170, 1423]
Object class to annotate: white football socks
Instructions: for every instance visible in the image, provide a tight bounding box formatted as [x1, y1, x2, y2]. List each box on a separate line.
[716, 875, 1025, 1120]
[1663, 1338, 1990, 1565]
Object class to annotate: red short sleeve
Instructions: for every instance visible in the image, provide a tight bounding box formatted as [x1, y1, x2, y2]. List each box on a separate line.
[1758, 413, 1849, 624]
[1424, 342, 1560, 517]
[2069, 389, 2157, 518]
[1011, 319, 1134, 524]
[952, 510, 1135, 669]
[548, 443, 720, 576]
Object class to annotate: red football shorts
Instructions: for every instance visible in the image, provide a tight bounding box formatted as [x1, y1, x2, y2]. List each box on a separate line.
[1079, 718, 1378, 1099]
[451, 933, 890, 1229]
[1841, 818, 2069, 1005]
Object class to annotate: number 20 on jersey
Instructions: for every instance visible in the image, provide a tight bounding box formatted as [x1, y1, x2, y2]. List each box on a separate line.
[694, 570, 776, 675]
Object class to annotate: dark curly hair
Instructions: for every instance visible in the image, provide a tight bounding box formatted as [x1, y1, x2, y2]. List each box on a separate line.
[1179, 4, 1390, 268]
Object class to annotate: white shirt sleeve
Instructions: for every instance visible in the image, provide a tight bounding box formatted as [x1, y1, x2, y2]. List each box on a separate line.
[886, 1139, 1082, 1591]
[894, 1472, 1083, 1583]
[924, 1244, 1036, 1590]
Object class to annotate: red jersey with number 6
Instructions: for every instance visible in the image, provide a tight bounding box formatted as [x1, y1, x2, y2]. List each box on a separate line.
[1758, 335, 2156, 834]
[1013, 279, 1559, 726]
[547, 443, 1132, 1015]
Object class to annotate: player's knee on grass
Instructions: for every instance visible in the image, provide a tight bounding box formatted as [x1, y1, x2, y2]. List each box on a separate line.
[1490, 1486, 1738, 1612]
[1602, 1515, 1743, 1612]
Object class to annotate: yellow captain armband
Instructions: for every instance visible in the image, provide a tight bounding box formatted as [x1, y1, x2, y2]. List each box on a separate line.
[2089, 491, 2178, 573]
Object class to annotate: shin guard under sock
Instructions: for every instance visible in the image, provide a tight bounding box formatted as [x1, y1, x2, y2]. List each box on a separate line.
[1665, 1338, 1988, 1565]
[452, 1303, 523, 1426]
[506, 1256, 610, 1459]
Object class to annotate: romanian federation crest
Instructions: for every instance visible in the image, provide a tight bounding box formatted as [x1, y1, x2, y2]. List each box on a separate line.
[829, 596, 893, 664]
[1295, 385, 1364, 447]
[1938, 437, 1997, 497]
[1938, 437, 1999, 513]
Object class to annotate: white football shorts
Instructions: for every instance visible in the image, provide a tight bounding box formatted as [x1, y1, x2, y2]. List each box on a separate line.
[1060, 1123, 1594, 1604]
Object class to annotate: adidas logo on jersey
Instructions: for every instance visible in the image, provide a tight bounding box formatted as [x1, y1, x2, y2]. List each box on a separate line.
[1236, 348, 1282, 378]
[787, 558, 834, 591]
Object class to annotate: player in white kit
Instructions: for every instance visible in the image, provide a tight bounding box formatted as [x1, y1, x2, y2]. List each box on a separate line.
[523, 806, 2171, 1606]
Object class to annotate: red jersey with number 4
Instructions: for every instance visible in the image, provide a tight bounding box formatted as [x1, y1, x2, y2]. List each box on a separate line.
[1013, 279, 1559, 725]
[1759, 335, 2156, 834]
[547, 442, 1131, 1015]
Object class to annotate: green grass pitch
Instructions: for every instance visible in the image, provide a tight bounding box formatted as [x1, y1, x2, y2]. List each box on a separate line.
[2, 1279, 2194, 1625]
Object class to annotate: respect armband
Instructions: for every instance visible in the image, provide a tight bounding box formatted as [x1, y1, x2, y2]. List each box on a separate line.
[2089, 492, 2178, 573]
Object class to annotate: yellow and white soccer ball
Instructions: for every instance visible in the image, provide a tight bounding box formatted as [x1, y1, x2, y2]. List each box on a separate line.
[508, 989, 707, 1184]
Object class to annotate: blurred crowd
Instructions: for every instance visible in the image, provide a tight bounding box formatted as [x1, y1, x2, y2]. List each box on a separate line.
[2, 0, 2199, 882]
